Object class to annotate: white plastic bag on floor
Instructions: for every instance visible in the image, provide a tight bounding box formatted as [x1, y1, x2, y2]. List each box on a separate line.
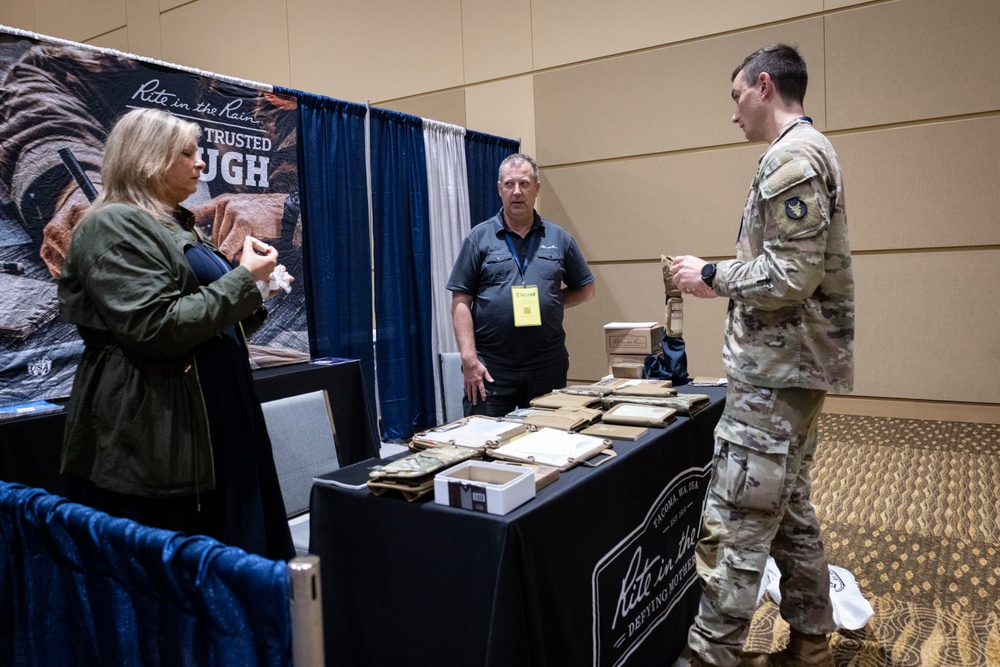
[755, 557, 782, 604]
[756, 557, 873, 630]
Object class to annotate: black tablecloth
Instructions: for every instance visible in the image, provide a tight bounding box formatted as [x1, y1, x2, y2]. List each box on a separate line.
[309, 386, 726, 667]
[0, 358, 379, 495]
[0, 403, 71, 495]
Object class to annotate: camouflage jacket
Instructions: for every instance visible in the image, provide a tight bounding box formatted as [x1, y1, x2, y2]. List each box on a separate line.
[713, 119, 854, 393]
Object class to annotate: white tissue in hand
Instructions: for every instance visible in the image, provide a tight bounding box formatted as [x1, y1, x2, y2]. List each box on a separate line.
[269, 264, 293, 293]
[256, 264, 293, 299]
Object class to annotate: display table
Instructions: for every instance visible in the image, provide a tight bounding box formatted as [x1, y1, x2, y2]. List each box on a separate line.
[0, 358, 379, 495]
[309, 386, 725, 667]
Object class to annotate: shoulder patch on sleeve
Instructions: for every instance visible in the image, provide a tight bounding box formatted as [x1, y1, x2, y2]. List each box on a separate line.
[773, 185, 826, 239]
[759, 157, 817, 199]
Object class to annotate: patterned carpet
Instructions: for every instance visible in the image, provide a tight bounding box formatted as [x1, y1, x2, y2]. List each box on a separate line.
[745, 414, 1000, 666]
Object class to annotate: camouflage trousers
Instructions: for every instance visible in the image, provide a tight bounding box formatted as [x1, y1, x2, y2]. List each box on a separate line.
[687, 379, 837, 667]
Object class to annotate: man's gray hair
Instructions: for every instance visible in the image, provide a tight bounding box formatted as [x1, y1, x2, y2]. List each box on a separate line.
[498, 153, 539, 182]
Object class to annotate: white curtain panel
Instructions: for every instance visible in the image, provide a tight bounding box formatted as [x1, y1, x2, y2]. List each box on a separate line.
[423, 119, 472, 425]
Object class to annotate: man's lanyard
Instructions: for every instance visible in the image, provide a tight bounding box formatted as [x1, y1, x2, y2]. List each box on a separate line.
[736, 116, 814, 243]
[504, 231, 541, 286]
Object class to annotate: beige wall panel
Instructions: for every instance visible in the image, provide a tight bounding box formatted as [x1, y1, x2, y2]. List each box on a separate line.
[465, 76, 535, 161]
[533, 19, 825, 166]
[378, 90, 467, 127]
[159, 0, 191, 11]
[160, 0, 290, 86]
[570, 251, 1000, 402]
[835, 117, 1000, 252]
[540, 144, 760, 263]
[824, 0, 871, 8]
[824, 395, 1000, 425]
[563, 262, 728, 382]
[125, 0, 162, 58]
[87, 26, 128, 51]
[287, 0, 463, 104]
[825, 0, 1000, 129]
[531, 0, 822, 71]
[852, 250, 1000, 404]
[33, 0, 125, 43]
[0, 0, 35, 32]
[461, 0, 532, 83]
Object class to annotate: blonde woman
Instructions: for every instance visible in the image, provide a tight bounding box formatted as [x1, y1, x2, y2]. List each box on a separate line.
[58, 107, 294, 560]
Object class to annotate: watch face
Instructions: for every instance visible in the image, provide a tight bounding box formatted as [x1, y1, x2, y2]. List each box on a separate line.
[701, 263, 716, 285]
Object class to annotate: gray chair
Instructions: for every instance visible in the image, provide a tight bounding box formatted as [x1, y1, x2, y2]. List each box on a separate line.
[439, 352, 464, 423]
[261, 389, 339, 556]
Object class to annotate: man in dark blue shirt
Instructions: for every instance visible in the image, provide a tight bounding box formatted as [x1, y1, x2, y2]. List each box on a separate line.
[447, 153, 595, 417]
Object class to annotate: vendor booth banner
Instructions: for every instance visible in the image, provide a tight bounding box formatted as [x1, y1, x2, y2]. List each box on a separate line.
[0, 31, 308, 405]
[592, 465, 711, 667]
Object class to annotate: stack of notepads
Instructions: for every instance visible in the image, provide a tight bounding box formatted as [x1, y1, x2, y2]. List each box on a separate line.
[520, 377, 711, 441]
[313, 379, 712, 505]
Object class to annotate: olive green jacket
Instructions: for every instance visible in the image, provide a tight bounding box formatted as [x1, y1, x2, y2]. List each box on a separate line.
[58, 203, 265, 497]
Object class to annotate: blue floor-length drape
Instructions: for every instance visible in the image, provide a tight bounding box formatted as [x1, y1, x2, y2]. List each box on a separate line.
[1, 482, 290, 666]
[464, 129, 520, 227]
[279, 88, 377, 400]
[263, 90, 519, 441]
[369, 108, 435, 440]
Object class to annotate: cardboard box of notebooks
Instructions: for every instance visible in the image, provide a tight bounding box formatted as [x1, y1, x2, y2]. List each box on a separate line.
[604, 322, 663, 378]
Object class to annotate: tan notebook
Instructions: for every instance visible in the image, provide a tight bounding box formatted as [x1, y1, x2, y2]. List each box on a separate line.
[601, 403, 677, 427]
[411, 417, 527, 454]
[529, 391, 602, 410]
[521, 406, 603, 431]
[488, 428, 615, 471]
[580, 423, 648, 441]
[508, 463, 561, 491]
[611, 379, 677, 398]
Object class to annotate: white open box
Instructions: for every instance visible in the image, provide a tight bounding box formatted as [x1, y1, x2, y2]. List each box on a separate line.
[434, 460, 535, 515]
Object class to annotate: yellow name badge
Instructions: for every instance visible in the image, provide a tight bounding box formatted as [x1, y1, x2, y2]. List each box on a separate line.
[511, 285, 541, 327]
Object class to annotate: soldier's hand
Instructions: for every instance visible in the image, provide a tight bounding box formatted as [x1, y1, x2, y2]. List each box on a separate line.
[689, 285, 718, 299]
[669, 255, 718, 299]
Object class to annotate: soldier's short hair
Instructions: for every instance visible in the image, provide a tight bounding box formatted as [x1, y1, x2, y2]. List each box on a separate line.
[732, 44, 808, 106]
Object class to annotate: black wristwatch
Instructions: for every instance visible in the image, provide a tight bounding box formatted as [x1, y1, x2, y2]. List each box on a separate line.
[701, 263, 717, 288]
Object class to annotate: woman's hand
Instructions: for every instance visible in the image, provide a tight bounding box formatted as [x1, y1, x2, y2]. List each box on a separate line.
[238, 235, 278, 282]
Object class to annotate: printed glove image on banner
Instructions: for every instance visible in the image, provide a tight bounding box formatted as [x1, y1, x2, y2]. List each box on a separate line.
[0, 31, 309, 404]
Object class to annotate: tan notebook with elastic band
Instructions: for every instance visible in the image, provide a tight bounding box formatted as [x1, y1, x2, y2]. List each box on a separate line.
[601, 403, 677, 427]
[580, 423, 648, 441]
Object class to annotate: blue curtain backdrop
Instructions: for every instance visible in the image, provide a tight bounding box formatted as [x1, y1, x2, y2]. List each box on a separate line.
[464, 129, 520, 227]
[1, 482, 290, 666]
[278, 88, 377, 400]
[266, 90, 517, 441]
[369, 108, 435, 440]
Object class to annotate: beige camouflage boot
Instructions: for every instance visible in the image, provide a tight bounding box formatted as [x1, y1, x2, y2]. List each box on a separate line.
[687, 652, 771, 667]
[760, 630, 834, 666]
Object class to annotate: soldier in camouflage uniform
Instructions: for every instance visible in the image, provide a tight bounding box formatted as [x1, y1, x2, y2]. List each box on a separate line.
[670, 44, 854, 667]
